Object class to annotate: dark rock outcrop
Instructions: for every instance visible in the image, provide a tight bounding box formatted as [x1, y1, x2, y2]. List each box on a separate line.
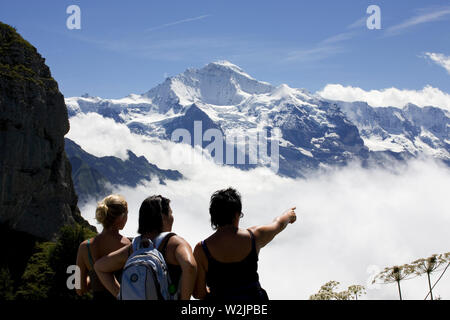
[0, 22, 92, 240]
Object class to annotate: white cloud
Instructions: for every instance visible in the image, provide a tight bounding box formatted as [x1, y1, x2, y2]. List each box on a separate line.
[385, 7, 450, 36]
[285, 45, 345, 63]
[145, 15, 211, 32]
[67, 113, 139, 160]
[67, 112, 209, 171]
[69, 113, 450, 300]
[317, 84, 450, 112]
[347, 17, 366, 30]
[424, 52, 450, 74]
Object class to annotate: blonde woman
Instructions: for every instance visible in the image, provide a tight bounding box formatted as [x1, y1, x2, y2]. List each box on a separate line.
[94, 195, 197, 300]
[76, 194, 131, 300]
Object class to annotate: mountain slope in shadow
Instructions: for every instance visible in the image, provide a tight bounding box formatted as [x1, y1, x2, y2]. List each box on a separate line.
[65, 138, 183, 204]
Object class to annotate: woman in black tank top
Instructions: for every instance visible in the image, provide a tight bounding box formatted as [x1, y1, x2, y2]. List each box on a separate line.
[193, 188, 297, 301]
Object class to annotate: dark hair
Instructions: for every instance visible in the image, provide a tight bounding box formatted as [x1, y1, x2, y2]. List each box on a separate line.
[138, 195, 171, 234]
[209, 187, 242, 229]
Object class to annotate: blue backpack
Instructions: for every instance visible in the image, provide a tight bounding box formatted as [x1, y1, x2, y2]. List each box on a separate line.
[119, 232, 179, 300]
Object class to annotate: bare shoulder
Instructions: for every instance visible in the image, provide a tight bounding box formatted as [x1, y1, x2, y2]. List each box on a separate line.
[121, 236, 131, 245]
[77, 239, 91, 265]
[169, 234, 191, 248]
[247, 225, 261, 237]
[193, 241, 204, 253]
[78, 238, 91, 251]
[193, 241, 208, 267]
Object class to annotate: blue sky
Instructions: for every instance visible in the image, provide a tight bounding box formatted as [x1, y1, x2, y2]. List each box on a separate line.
[1, 0, 450, 98]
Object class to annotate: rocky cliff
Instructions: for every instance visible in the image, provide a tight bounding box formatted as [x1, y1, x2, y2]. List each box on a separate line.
[0, 22, 92, 240]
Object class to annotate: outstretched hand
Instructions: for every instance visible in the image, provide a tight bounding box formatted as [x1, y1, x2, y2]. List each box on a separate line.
[285, 207, 297, 224]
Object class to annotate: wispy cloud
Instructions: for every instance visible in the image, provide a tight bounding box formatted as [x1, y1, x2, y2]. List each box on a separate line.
[347, 17, 367, 30]
[285, 30, 358, 63]
[424, 52, 450, 74]
[145, 14, 211, 32]
[321, 31, 357, 45]
[285, 45, 345, 63]
[385, 7, 450, 36]
[284, 14, 364, 63]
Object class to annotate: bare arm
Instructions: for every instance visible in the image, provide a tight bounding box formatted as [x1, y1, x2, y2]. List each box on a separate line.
[249, 207, 297, 251]
[193, 242, 208, 300]
[94, 244, 130, 297]
[75, 242, 90, 296]
[174, 239, 198, 300]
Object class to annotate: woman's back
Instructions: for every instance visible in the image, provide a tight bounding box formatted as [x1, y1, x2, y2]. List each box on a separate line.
[87, 232, 129, 262]
[201, 228, 265, 301]
[82, 233, 130, 298]
[203, 228, 255, 262]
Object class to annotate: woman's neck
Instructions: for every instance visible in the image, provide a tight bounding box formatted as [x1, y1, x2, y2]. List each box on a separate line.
[217, 224, 239, 233]
[101, 227, 120, 236]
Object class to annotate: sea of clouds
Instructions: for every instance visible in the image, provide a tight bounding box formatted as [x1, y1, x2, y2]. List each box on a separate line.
[317, 84, 450, 112]
[68, 112, 450, 300]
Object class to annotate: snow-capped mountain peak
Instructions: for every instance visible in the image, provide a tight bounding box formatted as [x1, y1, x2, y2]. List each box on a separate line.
[143, 60, 274, 111]
[66, 61, 450, 176]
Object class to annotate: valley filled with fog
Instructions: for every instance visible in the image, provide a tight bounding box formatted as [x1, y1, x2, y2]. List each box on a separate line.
[69, 112, 450, 300]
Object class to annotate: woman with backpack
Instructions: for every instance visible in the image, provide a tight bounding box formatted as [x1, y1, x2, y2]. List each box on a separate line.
[193, 187, 297, 301]
[76, 194, 131, 300]
[94, 195, 197, 300]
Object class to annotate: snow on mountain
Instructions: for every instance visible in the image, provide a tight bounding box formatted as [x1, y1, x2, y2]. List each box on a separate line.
[66, 61, 450, 176]
[144, 60, 273, 110]
[335, 101, 450, 162]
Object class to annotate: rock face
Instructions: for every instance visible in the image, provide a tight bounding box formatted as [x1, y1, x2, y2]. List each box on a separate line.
[0, 22, 92, 240]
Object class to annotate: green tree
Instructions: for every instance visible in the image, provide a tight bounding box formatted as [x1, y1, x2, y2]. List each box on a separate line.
[15, 242, 56, 300]
[0, 268, 15, 300]
[48, 224, 96, 299]
[14, 223, 96, 300]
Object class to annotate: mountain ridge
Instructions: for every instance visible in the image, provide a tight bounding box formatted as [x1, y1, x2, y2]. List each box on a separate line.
[66, 61, 450, 177]
[65, 138, 183, 204]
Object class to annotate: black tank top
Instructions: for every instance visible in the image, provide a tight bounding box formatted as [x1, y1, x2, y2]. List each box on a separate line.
[202, 229, 267, 300]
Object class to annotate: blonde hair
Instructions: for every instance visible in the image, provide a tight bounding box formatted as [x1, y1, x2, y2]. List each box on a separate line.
[95, 194, 128, 228]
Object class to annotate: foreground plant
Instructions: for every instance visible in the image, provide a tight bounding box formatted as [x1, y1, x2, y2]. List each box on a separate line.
[372, 264, 414, 300]
[309, 281, 366, 300]
[410, 252, 450, 300]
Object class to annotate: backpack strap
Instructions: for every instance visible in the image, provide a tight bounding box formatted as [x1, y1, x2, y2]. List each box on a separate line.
[132, 235, 144, 252]
[154, 232, 176, 251]
[132, 233, 176, 252]
[158, 233, 177, 254]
